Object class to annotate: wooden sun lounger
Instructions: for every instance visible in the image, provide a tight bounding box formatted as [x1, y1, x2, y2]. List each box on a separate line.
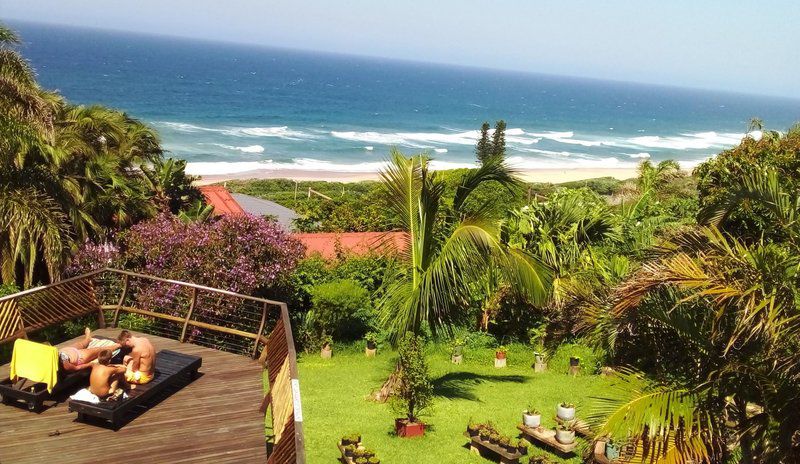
[68, 350, 201, 428]
[0, 337, 124, 412]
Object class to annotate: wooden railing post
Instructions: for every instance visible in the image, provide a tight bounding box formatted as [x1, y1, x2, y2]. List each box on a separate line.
[180, 288, 198, 343]
[252, 301, 268, 359]
[111, 275, 129, 328]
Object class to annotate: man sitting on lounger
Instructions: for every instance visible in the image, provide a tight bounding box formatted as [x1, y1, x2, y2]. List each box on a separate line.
[117, 330, 155, 385]
[88, 349, 127, 400]
[59, 328, 122, 372]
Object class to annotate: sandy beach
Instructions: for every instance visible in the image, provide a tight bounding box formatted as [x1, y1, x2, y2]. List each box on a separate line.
[195, 167, 638, 185]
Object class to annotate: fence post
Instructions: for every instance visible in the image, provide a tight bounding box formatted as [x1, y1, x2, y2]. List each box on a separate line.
[252, 301, 268, 358]
[180, 288, 198, 343]
[111, 275, 129, 328]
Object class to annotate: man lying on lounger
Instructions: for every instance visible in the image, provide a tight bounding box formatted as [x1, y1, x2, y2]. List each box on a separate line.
[59, 328, 122, 372]
[88, 349, 127, 400]
[117, 330, 155, 385]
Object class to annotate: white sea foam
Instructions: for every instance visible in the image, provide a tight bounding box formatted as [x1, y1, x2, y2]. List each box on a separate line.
[628, 152, 651, 159]
[185, 158, 475, 176]
[434, 148, 448, 153]
[157, 121, 315, 140]
[330, 128, 542, 149]
[211, 144, 266, 153]
[364, 146, 374, 151]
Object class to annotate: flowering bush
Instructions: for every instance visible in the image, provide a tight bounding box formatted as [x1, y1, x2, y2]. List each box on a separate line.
[122, 214, 303, 293]
[69, 213, 304, 298]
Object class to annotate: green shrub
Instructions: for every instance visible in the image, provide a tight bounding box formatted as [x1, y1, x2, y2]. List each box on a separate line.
[0, 283, 18, 297]
[549, 342, 604, 374]
[392, 334, 433, 423]
[310, 279, 371, 340]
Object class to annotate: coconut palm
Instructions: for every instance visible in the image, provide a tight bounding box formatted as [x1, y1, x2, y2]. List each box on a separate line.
[377, 150, 551, 340]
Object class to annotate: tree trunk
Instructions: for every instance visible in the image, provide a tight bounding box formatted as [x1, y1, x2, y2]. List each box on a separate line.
[371, 364, 400, 403]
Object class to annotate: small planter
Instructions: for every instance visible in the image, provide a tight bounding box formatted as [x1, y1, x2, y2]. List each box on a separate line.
[452, 345, 464, 357]
[395, 418, 425, 438]
[365, 347, 377, 357]
[606, 441, 621, 460]
[451, 354, 463, 364]
[321, 344, 332, 359]
[495, 350, 507, 360]
[534, 352, 545, 364]
[555, 428, 576, 445]
[557, 404, 576, 421]
[466, 424, 480, 437]
[517, 443, 528, 455]
[522, 411, 541, 428]
[366, 340, 377, 350]
[569, 356, 580, 367]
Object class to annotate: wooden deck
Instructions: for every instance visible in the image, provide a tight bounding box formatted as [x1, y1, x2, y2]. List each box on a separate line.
[0, 329, 268, 464]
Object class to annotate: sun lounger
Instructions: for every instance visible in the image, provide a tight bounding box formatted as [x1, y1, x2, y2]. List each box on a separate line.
[0, 337, 123, 412]
[68, 350, 201, 428]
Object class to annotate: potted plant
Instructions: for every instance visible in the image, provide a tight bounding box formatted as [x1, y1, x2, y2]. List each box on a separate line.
[451, 337, 465, 364]
[341, 433, 361, 446]
[320, 334, 333, 359]
[343, 444, 356, 457]
[466, 422, 480, 437]
[517, 439, 529, 455]
[557, 401, 576, 421]
[522, 407, 541, 428]
[528, 325, 547, 366]
[489, 433, 500, 445]
[495, 345, 508, 368]
[569, 355, 580, 367]
[605, 438, 621, 460]
[392, 335, 432, 438]
[365, 332, 378, 357]
[355, 458, 367, 464]
[478, 428, 491, 442]
[555, 423, 576, 444]
[368, 457, 381, 464]
[529, 456, 553, 464]
[500, 436, 515, 453]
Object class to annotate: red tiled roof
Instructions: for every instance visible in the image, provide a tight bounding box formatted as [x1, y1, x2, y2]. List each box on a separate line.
[198, 185, 246, 216]
[293, 232, 409, 259]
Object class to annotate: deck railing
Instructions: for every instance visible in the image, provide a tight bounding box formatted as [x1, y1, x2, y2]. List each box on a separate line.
[0, 268, 305, 463]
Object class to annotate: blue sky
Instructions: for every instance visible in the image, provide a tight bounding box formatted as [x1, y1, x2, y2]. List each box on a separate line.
[2, 0, 798, 98]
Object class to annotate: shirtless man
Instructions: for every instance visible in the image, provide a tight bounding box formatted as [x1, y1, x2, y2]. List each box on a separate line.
[88, 350, 126, 399]
[59, 328, 121, 372]
[117, 330, 156, 385]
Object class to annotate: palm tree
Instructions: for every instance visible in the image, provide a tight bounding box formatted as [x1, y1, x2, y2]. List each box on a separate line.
[377, 151, 551, 339]
[636, 159, 681, 195]
[592, 224, 800, 463]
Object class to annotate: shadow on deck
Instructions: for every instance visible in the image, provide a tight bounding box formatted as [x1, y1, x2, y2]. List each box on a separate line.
[0, 329, 267, 464]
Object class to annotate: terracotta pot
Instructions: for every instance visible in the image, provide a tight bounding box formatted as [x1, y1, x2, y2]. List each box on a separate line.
[495, 351, 507, 360]
[395, 418, 425, 437]
[321, 345, 332, 359]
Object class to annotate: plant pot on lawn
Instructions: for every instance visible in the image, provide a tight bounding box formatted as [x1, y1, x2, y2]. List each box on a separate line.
[555, 426, 576, 445]
[321, 343, 332, 359]
[395, 418, 425, 437]
[495, 345, 508, 368]
[522, 408, 541, 428]
[557, 402, 576, 421]
[569, 356, 580, 375]
[365, 332, 378, 357]
[451, 342, 464, 364]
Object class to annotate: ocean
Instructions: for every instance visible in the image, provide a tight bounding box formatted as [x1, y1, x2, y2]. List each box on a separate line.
[13, 21, 800, 176]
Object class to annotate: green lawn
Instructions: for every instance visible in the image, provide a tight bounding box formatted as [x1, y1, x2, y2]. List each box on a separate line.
[297, 343, 616, 463]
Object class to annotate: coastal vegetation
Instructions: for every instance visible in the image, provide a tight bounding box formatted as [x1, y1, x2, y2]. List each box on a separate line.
[4, 22, 800, 463]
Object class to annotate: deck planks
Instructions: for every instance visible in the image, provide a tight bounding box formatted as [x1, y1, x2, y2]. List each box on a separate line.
[0, 329, 267, 464]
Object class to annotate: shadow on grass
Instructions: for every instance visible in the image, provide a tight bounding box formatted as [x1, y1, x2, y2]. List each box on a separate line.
[432, 372, 527, 401]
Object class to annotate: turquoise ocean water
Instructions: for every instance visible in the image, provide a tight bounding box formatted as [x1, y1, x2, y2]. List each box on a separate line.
[13, 21, 800, 175]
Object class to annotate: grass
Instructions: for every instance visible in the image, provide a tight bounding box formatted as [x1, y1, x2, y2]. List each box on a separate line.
[297, 342, 616, 463]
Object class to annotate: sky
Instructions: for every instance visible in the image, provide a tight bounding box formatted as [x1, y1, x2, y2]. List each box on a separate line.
[1, 0, 799, 98]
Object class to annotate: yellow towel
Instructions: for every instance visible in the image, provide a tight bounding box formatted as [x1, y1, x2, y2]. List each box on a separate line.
[9, 339, 60, 393]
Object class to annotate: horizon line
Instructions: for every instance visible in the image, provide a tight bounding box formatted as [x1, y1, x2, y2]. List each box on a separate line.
[6, 17, 800, 103]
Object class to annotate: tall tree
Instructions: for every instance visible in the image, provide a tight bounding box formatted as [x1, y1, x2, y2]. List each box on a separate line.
[490, 120, 507, 159]
[475, 122, 492, 163]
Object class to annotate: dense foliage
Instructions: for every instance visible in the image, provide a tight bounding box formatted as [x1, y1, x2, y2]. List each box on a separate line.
[0, 24, 201, 287]
[308, 278, 371, 341]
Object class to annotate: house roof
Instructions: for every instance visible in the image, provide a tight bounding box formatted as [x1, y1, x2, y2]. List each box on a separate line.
[198, 185, 246, 216]
[293, 231, 409, 260]
[230, 193, 299, 231]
